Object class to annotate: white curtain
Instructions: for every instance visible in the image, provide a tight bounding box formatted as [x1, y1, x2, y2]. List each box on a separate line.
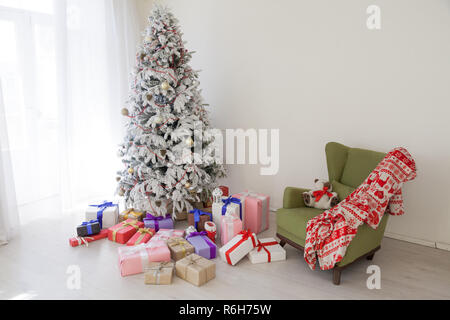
[0, 0, 142, 239]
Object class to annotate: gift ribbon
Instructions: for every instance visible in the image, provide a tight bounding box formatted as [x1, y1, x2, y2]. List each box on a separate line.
[81, 220, 98, 235]
[225, 229, 256, 265]
[235, 191, 268, 232]
[169, 238, 190, 258]
[144, 213, 171, 231]
[123, 208, 142, 220]
[189, 209, 212, 230]
[75, 236, 94, 247]
[182, 255, 204, 280]
[89, 201, 117, 229]
[221, 197, 242, 219]
[256, 240, 279, 263]
[134, 228, 154, 245]
[111, 220, 139, 242]
[186, 231, 216, 259]
[145, 262, 173, 285]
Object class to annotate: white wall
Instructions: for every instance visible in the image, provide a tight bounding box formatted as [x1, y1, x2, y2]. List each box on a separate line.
[137, 0, 450, 248]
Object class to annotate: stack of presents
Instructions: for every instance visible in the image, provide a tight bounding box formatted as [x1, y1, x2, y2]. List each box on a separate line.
[69, 187, 286, 286]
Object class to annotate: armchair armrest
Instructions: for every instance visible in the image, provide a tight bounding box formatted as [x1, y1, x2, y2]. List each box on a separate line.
[283, 187, 310, 209]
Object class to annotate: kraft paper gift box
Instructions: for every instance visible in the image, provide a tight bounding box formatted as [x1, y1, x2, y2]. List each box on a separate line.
[108, 219, 144, 244]
[119, 208, 145, 222]
[219, 230, 257, 266]
[144, 262, 175, 285]
[86, 201, 119, 229]
[150, 229, 185, 242]
[77, 220, 101, 237]
[187, 209, 212, 232]
[167, 237, 195, 261]
[248, 238, 286, 264]
[118, 241, 171, 277]
[126, 228, 155, 246]
[232, 191, 270, 234]
[186, 231, 217, 260]
[212, 196, 244, 240]
[220, 215, 243, 246]
[144, 213, 173, 231]
[175, 253, 216, 286]
[69, 229, 108, 247]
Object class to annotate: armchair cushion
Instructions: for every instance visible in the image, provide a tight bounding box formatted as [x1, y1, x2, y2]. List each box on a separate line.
[340, 148, 386, 187]
[276, 207, 324, 246]
[283, 187, 310, 209]
[331, 180, 354, 201]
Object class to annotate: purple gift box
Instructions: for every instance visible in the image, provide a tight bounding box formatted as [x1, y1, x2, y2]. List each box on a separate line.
[143, 213, 173, 232]
[186, 231, 217, 259]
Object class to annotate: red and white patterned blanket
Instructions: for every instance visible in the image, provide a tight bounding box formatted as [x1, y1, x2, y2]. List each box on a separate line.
[304, 148, 417, 270]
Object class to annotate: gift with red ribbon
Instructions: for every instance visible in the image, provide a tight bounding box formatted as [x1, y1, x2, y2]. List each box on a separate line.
[248, 237, 286, 264]
[69, 229, 109, 247]
[219, 229, 257, 266]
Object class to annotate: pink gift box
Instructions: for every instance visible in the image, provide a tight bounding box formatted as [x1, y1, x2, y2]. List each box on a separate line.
[220, 215, 243, 246]
[149, 229, 185, 242]
[118, 241, 171, 277]
[233, 191, 270, 234]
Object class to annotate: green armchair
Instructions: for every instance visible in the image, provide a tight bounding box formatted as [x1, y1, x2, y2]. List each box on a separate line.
[276, 142, 390, 285]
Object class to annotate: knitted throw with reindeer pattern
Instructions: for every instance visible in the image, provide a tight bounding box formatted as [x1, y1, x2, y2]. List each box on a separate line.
[304, 148, 417, 270]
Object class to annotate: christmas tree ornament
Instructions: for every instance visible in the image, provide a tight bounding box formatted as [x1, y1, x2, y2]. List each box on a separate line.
[121, 108, 129, 116]
[185, 137, 194, 147]
[128, 168, 134, 174]
[116, 6, 226, 213]
[161, 81, 170, 91]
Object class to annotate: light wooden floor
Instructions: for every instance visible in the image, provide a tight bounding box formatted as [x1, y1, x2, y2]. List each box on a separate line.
[0, 211, 449, 300]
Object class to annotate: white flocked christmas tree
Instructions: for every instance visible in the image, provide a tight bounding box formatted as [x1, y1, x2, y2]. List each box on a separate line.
[116, 6, 226, 217]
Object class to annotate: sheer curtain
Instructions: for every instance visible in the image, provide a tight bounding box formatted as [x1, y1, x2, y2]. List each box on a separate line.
[0, 0, 142, 240]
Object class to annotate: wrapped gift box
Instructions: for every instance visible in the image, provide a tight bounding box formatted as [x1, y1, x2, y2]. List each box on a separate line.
[187, 209, 212, 232]
[212, 196, 244, 240]
[167, 237, 195, 261]
[175, 254, 216, 286]
[219, 230, 257, 266]
[193, 201, 212, 213]
[86, 201, 119, 229]
[248, 238, 286, 264]
[150, 229, 185, 242]
[186, 231, 217, 260]
[204, 221, 217, 244]
[118, 241, 171, 277]
[233, 191, 270, 234]
[126, 228, 155, 246]
[77, 220, 101, 237]
[108, 219, 144, 244]
[144, 262, 175, 285]
[144, 213, 173, 231]
[220, 215, 243, 246]
[69, 229, 108, 247]
[119, 208, 145, 222]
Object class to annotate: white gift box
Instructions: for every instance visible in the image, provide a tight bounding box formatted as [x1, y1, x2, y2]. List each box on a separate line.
[86, 201, 119, 229]
[219, 230, 257, 266]
[212, 196, 245, 240]
[248, 238, 286, 264]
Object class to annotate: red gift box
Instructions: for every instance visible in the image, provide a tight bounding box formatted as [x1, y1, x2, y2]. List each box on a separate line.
[108, 219, 144, 244]
[126, 228, 155, 246]
[69, 229, 108, 247]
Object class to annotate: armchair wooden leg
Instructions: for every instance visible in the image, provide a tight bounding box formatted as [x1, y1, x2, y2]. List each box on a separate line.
[279, 239, 286, 247]
[333, 268, 342, 285]
[366, 253, 375, 261]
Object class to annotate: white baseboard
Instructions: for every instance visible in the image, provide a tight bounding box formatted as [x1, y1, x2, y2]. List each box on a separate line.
[436, 242, 450, 251]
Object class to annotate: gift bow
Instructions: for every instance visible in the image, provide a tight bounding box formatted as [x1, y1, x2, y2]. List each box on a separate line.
[312, 187, 333, 202]
[221, 196, 242, 219]
[186, 231, 208, 239]
[123, 208, 142, 220]
[145, 262, 173, 285]
[145, 213, 171, 231]
[169, 238, 190, 257]
[256, 240, 279, 263]
[89, 201, 116, 229]
[134, 228, 154, 245]
[189, 209, 212, 230]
